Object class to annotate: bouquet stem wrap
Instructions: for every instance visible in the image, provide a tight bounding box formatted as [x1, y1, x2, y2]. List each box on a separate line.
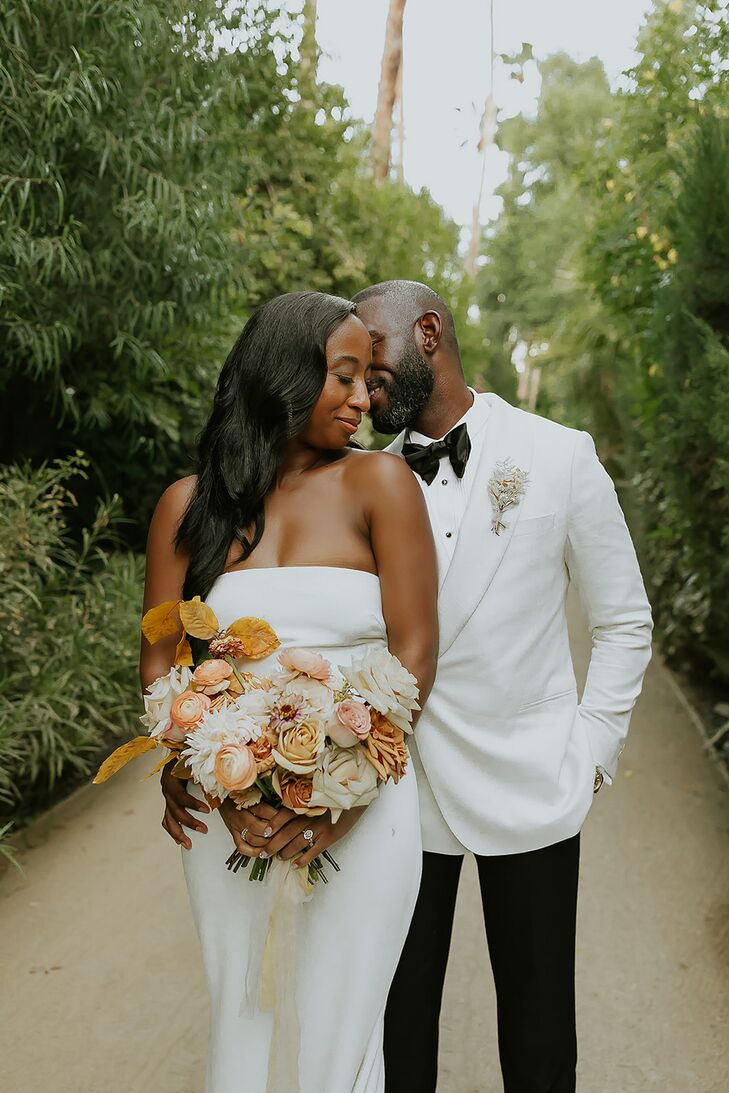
[240, 861, 314, 1093]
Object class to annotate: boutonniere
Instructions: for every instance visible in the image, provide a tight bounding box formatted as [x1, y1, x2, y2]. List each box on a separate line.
[488, 459, 529, 535]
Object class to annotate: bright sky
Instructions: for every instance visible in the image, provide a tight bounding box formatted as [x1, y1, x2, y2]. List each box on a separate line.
[310, 0, 654, 228]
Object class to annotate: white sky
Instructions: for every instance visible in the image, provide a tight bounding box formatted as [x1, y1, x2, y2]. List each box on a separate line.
[309, 0, 654, 227]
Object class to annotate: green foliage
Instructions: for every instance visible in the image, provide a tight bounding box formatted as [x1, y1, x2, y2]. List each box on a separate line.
[0, 1, 469, 534]
[0, 458, 143, 825]
[478, 0, 729, 680]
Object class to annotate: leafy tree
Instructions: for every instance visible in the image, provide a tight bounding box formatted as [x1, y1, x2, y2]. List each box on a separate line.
[477, 1, 729, 680]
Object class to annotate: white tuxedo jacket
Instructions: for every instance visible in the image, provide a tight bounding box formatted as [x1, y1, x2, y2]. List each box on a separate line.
[388, 393, 653, 856]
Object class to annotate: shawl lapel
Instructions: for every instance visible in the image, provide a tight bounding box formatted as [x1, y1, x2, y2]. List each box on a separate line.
[384, 396, 535, 654]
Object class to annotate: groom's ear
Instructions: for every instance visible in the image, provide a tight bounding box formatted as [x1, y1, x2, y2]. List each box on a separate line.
[416, 310, 442, 355]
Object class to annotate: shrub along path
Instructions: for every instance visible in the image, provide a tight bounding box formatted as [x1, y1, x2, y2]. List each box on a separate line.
[1, 594, 727, 1092]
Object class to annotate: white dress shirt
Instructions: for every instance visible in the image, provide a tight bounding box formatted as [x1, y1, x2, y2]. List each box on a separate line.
[406, 389, 490, 586]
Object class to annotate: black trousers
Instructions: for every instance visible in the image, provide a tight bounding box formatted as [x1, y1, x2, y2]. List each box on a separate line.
[384, 834, 580, 1093]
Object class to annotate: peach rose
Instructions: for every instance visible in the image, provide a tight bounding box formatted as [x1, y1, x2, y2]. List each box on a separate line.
[327, 700, 372, 748]
[278, 648, 331, 683]
[169, 691, 211, 732]
[272, 718, 326, 775]
[274, 773, 327, 816]
[192, 659, 233, 695]
[214, 742, 258, 792]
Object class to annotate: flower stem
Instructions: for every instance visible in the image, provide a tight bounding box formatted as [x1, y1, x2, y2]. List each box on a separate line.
[225, 655, 248, 692]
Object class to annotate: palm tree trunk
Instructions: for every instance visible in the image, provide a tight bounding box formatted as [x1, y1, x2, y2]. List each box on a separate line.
[372, 0, 407, 184]
[299, 0, 318, 108]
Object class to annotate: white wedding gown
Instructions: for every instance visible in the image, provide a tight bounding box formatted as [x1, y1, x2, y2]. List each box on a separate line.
[182, 567, 422, 1093]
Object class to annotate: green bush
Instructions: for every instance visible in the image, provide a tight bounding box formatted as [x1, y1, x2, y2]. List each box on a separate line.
[0, 457, 143, 827]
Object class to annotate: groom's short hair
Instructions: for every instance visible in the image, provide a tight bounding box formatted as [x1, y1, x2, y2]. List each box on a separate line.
[352, 279, 459, 351]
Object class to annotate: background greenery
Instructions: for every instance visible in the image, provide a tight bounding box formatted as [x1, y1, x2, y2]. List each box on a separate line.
[1, 0, 727, 835]
[479, 0, 729, 700]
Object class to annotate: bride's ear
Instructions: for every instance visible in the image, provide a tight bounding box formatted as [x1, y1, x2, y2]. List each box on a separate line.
[416, 311, 442, 355]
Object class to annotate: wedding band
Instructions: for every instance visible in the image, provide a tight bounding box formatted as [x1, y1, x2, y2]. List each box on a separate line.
[241, 828, 249, 841]
[303, 828, 315, 847]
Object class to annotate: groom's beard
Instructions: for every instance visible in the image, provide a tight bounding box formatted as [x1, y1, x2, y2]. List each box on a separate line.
[369, 343, 435, 434]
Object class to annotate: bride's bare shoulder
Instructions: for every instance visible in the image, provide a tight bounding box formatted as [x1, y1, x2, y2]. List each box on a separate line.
[149, 475, 197, 537]
[344, 448, 421, 502]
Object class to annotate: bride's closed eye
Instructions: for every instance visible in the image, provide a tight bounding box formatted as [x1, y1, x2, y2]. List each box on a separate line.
[335, 374, 355, 386]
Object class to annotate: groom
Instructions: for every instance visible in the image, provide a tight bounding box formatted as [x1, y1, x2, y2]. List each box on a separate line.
[352, 280, 653, 1093]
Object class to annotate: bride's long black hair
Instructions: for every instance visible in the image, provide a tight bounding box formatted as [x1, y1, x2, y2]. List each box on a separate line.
[176, 291, 357, 600]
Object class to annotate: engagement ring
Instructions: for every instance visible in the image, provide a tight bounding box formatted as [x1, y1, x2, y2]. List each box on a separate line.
[303, 829, 315, 847]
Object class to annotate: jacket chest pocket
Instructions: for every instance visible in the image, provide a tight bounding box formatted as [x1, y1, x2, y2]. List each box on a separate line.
[512, 512, 556, 537]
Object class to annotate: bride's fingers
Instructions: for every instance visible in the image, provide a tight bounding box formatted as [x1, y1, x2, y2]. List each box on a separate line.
[276, 820, 324, 862]
[263, 816, 313, 859]
[291, 829, 326, 869]
[162, 809, 192, 851]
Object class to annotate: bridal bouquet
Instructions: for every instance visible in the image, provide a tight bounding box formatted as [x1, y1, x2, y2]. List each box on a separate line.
[94, 596, 419, 887]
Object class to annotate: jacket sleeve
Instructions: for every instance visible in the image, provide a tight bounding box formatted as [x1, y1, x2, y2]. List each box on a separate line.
[565, 431, 653, 779]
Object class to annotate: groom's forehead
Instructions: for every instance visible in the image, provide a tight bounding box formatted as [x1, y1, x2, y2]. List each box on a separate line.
[356, 298, 407, 341]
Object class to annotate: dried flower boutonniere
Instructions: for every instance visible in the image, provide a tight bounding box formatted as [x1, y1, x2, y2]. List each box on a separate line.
[488, 459, 529, 535]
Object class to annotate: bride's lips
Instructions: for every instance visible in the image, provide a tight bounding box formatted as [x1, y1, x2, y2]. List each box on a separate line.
[337, 418, 360, 436]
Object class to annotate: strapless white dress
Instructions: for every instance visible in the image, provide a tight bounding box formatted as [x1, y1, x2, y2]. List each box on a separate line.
[181, 567, 422, 1093]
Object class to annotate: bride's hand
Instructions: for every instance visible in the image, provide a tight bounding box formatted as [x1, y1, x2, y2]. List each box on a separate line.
[272, 807, 368, 869]
[218, 798, 297, 858]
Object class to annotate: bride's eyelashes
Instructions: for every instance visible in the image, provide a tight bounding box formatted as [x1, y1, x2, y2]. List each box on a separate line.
[335, 374, 355, 386]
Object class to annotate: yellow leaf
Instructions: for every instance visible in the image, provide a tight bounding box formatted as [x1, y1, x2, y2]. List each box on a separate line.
[141, 600, 181, 644]
[179, 596, 219, 640]
[143, 750, 179, 780]
[93, 736, 159, 783]
[171, 757, 192, 779]
[226, 617, 281, 659]
[174, 632, 193, 666]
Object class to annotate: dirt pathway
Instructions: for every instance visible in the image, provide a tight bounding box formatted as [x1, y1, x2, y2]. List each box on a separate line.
[1, 597, 727, 1092]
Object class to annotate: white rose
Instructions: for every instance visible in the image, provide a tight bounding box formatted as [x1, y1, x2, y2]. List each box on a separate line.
[309, 744, 379, 822]
[140, 665, 192, 735]
[341, 649, 420, 734]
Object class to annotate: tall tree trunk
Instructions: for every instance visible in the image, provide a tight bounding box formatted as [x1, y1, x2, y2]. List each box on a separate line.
[299, 0, 318, 108]
[466, 0, 496, 278]
[395, 55, 405, 182]
[372, 0, 407, 184]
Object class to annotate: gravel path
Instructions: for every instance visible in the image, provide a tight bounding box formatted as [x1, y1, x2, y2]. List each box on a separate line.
[1, 596, 727, 1092]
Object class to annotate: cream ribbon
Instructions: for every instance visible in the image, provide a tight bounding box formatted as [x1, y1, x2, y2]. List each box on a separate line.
[240, 860, 314, 1093]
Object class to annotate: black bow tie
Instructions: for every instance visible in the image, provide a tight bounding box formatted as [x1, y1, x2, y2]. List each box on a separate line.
[402, 423, 472, 486]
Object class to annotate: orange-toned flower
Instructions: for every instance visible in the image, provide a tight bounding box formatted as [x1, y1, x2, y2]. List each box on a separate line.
[363, 711, 409, 783]
[250, 730, 276, 774]
[169, 691, 211, 732]
[192, 659, 233, 695]
[209, 634, 248, 659]
[214, 742, 258, 793]
[275, 773, 327, 816]
[278, 648, 331, 683]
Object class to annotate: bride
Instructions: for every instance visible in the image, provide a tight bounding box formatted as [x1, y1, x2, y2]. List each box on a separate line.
[141, 291, 438, 1093]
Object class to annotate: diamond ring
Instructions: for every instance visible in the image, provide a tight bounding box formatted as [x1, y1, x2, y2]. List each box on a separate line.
[241, 828, 249, 842]
[303, 828, 315, 848]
